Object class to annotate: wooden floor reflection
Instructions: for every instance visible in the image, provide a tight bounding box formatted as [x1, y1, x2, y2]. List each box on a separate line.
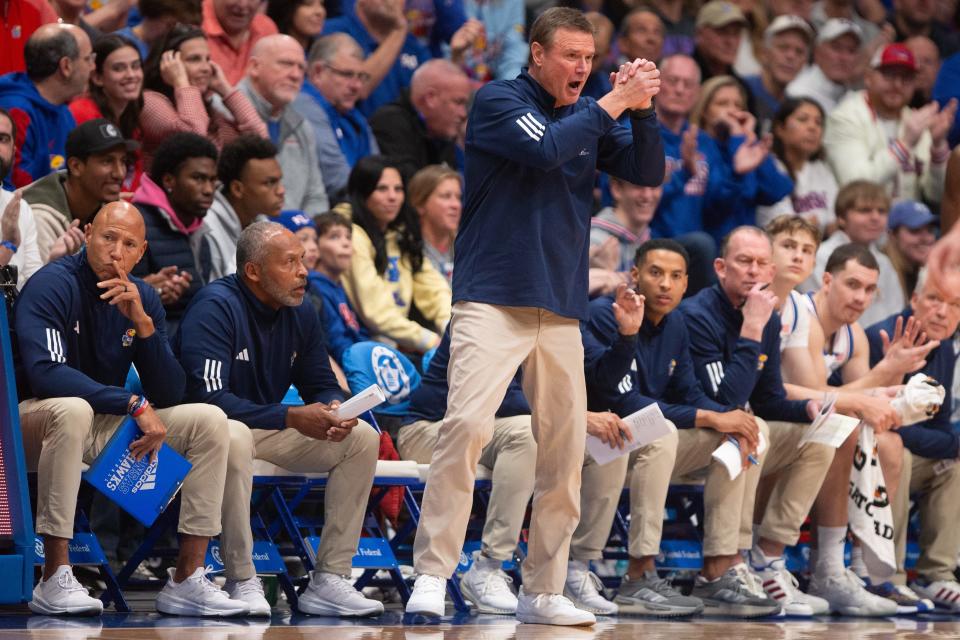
[4, 615, 960, 640]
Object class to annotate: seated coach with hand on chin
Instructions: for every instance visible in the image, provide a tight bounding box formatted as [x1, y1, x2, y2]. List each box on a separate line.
[13, 201, 244, 618]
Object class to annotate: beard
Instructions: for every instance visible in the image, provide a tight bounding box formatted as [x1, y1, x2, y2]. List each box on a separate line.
[0, 154, 11, 182]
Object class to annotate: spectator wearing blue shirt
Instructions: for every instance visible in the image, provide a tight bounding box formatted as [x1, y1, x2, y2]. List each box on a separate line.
[306, 212, 371, 362]
[175, 221, 383, 618]
[741, 15, 812, 135]
[679, 226, 831, 597]
[870, 271, 960, 612]
[404, 8, 664, 624]
[294, 34, 381, 201]
[689, 76, 794, 244]
[582, 239, 776, 618]
[323, 0, 431, 117]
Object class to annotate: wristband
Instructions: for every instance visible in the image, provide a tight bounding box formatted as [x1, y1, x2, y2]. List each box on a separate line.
[0, 240, 17, 254]
[128, 395, 149, 417]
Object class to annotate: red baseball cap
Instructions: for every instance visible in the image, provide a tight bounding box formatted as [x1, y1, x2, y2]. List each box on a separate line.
[870, 43, 917, 73]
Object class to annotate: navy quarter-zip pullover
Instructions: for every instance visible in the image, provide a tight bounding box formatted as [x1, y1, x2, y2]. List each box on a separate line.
[582, 296, 730, 426]
[867, 310, 958, 460]
[453, 69, 665, 321]
[679, 285, 809, 423]
[174, 275, 344, 430]
[13, 251, 183, 413]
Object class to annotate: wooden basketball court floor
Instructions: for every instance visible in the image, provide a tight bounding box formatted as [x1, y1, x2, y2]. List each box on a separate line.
[2, 610, 960, 640]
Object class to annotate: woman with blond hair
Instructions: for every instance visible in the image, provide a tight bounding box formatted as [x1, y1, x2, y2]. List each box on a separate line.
[407, 165, 462, 284]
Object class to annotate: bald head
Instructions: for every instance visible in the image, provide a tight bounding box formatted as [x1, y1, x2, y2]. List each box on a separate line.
[410, 60, 472, 139]
[24, 23, 92, 100]
[248, 34, 306, 110]
[84, 201, 148, 280]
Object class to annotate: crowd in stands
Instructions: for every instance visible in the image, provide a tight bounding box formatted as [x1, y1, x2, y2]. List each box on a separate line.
[1, 0, 960, 624]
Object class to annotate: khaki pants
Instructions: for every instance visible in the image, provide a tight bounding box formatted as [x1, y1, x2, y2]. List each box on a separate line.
[742, 421, 835, 548]
[569, 451, 630, 562]
[220, 419, 379, 580]
[19, 398, 229, 540]
[627, 424, 769, 559]
[892, 450, 960, 582]
[398, 415, 536, 562]
[413, 302, 587, 593]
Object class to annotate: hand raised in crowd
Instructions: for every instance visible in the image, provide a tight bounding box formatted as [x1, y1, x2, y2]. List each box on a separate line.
[680, 125, 700, 176]
[902, 101, 939, 148]
[286, 402, 358, 442]
[159, 50, 190, 90]
[130, 402, 167, 464]
[704, 409, 759, 452]
[929, 99, 958, 148]
[586, 410, 632, 450]
[97, 260, 156, 337]
[741, 282, 778, 336]
[209, 61, 233, 98]
[612, 282, 644, 336]
[733, 134, 772, 175]
[589, 236, 620, 271]
[879, 315, 940, 377]
[1, 190, 22, 248]
[719, 109, 756, 139]
[48, 219, 86, 262]
[450, 19, 485, 61]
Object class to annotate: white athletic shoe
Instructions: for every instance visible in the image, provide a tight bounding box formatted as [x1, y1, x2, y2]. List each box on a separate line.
[807, 569, 897, 617]
[459, 552, 517, 614]
[910, 579, 960, 612]
[405, 574, 447, 617]
[28, 566, 104, 616]
[156, 567, 249, 617]
[297, 571, 384, 617]
[754, 558, 829, 616]
[563, 560, 618, 615]
[516, 589, 596, 626]
[223, 576, 272, 617]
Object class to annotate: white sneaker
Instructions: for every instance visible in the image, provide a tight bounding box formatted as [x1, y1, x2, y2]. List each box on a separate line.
[28, 566, 104, 616]
[223, 576, 271, 617]
[910, 579, 960, 612]
[156, 567, 249, 617]
[754, 558, 829, 616]
[563, 560, 618, 615]
[516, 589, 596, 625]
[808, 569, 897, 617]
[298, 571, 384, 617]
[405, 574, 446, 617]
[459, 552, 517, 614]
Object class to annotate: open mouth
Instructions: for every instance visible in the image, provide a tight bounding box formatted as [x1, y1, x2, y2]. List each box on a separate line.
[567, 80, 582, 91]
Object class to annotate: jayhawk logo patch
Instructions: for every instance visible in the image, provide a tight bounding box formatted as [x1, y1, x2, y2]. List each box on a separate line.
[121, 329, 136, 347]
[757, 354, 768, 371]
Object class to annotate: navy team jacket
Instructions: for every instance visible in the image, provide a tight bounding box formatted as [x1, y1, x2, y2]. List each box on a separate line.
[453, 69, 665, 321]
[679, 285, 809, 423]
[13, 251, 183, 413]
[582, 296, 730, 427]
[867, 309, 958, 460]
[174, 275, 344, 430]
[403, 327, 530, 425]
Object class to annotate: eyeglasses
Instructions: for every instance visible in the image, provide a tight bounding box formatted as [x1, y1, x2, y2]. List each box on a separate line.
[326, 65, 371, 83]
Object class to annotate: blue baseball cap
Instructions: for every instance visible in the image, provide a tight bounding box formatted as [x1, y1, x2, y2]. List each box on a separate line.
[888, 200, 937, 230]
[276, 210, 316, 233]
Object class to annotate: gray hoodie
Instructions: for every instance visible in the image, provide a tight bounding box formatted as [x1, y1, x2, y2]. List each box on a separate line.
[238, 79, 329, 215]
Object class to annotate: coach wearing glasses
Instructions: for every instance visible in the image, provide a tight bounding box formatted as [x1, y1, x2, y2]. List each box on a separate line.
[370, 58, 471, 181]
[295, 33, 381, 200]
